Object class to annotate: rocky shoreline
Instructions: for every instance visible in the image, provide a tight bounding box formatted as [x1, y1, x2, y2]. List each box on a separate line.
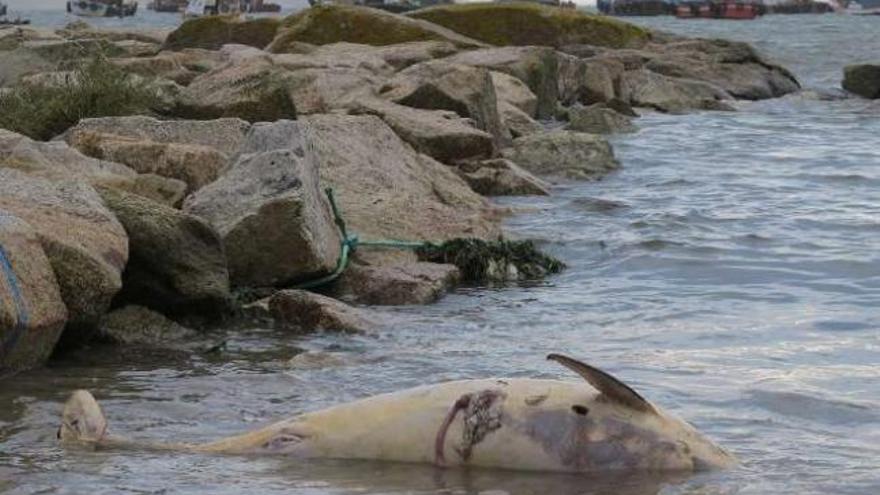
[0, 3, 804, 377]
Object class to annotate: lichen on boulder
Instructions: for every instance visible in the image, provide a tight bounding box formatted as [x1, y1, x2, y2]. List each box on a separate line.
[163, 15, 281, 51]
[407, 2, 649, 49]
[267, 4, 486, 52]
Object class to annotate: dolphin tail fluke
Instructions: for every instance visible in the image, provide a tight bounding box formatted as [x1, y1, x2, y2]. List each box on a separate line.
[59, 390, 109, 445]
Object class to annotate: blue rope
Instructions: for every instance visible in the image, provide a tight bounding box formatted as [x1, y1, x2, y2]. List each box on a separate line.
[0, 245, 29, 359]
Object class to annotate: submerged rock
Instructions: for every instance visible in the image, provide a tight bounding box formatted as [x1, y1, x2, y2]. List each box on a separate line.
[0, 169, 127, 345]
[842, 64, 880, 99]
[98, 187, 231, 319]
[267, 4, 485, 53]
[269, 289, 376, 333]
[407, 3, 648, 49]
[0, 213, 67, 376]
[458, 158, 550, 196]
[98, 305, 196, 347]
[502, 131, 619, 180]
[184, 120, 341, 288]
[330, 262, 460, 306]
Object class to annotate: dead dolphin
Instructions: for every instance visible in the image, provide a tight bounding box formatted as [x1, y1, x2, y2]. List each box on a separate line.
[58, 354, 736, 473]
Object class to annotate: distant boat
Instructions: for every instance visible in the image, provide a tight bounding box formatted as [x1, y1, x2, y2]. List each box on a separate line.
[147, 0, 189, 12]
[67, 0, 139, 17]
[675, 0, 765, 18]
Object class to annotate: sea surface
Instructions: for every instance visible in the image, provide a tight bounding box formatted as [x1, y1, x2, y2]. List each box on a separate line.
[2, 12, 880, 495]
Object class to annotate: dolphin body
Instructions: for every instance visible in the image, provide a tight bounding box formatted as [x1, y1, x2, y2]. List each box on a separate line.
[59, 354, 736, 473]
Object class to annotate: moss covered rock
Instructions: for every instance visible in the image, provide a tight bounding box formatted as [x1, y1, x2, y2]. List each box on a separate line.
[163, 15, 281, 51]
[842, 64, 880, 99]
[408, 2, 649, 49]
[267, 4, 485, 53]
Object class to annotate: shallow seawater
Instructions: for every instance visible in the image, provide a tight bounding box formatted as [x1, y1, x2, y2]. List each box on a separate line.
[2, 13, 880, 495]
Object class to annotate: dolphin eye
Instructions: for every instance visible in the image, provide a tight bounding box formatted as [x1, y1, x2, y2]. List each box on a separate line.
[571, 405, 589, 416]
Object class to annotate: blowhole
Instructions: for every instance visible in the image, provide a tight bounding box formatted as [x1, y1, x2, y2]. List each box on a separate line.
[571, 405, 589, 416]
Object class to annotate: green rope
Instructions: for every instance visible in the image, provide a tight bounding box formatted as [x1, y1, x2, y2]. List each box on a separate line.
[294, 188, 434, 289]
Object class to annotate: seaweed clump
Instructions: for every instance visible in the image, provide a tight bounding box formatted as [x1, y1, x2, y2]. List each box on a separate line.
[416, 238, 565, 283]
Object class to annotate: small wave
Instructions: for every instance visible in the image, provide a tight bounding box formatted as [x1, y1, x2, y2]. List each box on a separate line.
[747, 389, 880, 425]
[569, 197, 630, 214]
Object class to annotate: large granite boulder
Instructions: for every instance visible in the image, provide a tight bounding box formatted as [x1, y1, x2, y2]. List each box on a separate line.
[498, 101, 543, 139]
[301, 114, 499, 251]
[330, 262, 460, 306]
[501, 131, 619, 180]
[273, 66, 385, 115]
[0, 213, 67, 376]
[267, 4, 485, 53]
[0, 169, 128, 345]
[63, 116, 250, 193]
[407, 3, 648, 48]
[177, 56, 297, 122]
[557, 53, 625, 106]
[491, 70, 538, 117]
[619, 69, 734, 113]
[269, 289, 376, 333]
[457, 159, 550, 196]
[163, 16, 281, 51]
[98, 187, 230, 318]
[842, 64, 880, 99]
[567, 103, 637, 134]
[380, 60, 504, 145]
[447, 46, 559, 119]
[1, 129, 185, 206]
[349, 99, 495, 163]
[184, 121, 341, 288]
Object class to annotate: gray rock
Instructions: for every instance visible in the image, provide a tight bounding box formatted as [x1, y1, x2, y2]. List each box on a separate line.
[349, 99, 495, 163]
[499, 101, 543, 139]
[301, 114, 499, 258]
[502, 131, 619, 180]
[842, 64, 880, 99]
[619, 69, 734, 113]
[567, 103, 637, 134]
[330, 262, 460, 305]
[381, 60, 504, 145]
[269, 289, 376, 333]
[98, 305, 197, 346]
[491, 70, 538, 117]
[458, 159, 550, 196]
[447, 46, 559, 119]
[177, 56, 297, 122]
[558, 55, 624, 105]
[0, 212, 68, 376]
[1, 128, 184, 206]
[184, 120, 341, 288]
[65, 116, 251, 156]
[306, 41, 459, 71]
[0, 169, 128, 344]
[98, 187, 230, 319]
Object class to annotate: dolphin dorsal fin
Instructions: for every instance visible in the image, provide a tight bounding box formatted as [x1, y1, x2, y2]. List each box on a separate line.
[547, 354, 656, 415]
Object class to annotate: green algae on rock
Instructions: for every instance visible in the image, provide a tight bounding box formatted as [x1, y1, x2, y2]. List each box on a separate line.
[267, 4, 486, 52]
[408, 2, 649, 49]
[163, 15, 281, 51]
